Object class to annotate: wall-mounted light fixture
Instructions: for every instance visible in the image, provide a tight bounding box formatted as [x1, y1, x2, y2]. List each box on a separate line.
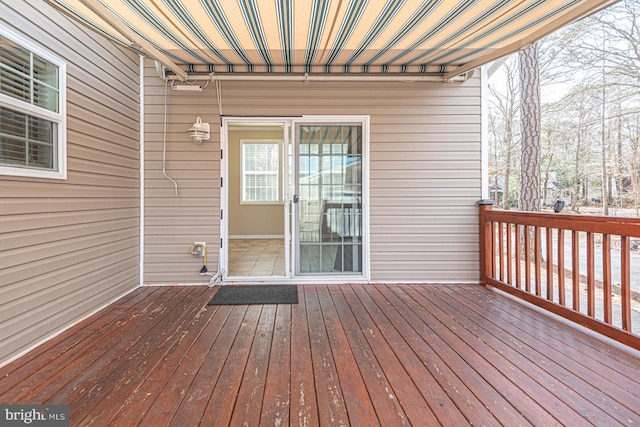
[189, 117, 210, 144]
[172, 83, 202, 91]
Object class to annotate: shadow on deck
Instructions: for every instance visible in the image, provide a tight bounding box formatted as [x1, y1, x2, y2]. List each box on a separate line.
[1, 284, 639, 426]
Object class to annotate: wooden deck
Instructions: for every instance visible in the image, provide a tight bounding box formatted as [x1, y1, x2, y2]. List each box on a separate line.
[1, 284, 639, 426]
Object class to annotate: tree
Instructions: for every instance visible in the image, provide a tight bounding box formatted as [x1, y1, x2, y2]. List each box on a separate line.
[488, 1, 640, 216]
[519, 43, 541, 212]
[488, 58, 519, 208]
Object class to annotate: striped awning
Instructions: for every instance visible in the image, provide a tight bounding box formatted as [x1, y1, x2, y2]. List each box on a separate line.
[48, 0, 616, 79]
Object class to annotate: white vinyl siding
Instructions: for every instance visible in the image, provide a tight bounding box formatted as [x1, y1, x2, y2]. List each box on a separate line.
[144, 67, 481, 284]
[0, 0, 140, 365]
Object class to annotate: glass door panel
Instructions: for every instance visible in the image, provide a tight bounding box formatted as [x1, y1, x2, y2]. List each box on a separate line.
[296, 124, 362, 274]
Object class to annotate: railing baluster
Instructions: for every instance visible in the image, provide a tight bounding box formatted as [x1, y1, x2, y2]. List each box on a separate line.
[557, 229, 565, 306]
[535, 226, 541, 297]
[602, 234, 612, 324]
[480, 207, 640, 350]
[478, 202, 493, 285]
[621, 236, 632, 332]
[490, 221, 496, 279]
[506, 223, 513, 285]
[515, 224, 522, 289]
[587, 232, 595, 317]
[525, 225, 531, 293]
[546, 227, 553, 301]
[499, 222, 505, 282]
[572, 230, 580, 311]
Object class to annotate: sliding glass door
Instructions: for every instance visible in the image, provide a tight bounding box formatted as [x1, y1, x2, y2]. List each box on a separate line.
[295, 122, 363, 275]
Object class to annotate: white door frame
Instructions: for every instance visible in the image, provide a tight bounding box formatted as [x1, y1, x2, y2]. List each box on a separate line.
[291, 116, 370, 282]
[220, 117, 292, 283]
[220, 115, 370, 283]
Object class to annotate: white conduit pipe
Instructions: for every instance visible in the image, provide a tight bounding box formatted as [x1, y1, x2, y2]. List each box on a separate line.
[215, 79, 223, 117]
[162, 79, 178, 196]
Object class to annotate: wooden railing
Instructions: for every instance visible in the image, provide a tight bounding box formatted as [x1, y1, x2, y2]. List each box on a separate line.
[479, 200, 640, 350]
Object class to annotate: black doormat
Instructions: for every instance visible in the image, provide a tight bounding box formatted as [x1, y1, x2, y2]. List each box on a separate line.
[207, 285, 298, 305]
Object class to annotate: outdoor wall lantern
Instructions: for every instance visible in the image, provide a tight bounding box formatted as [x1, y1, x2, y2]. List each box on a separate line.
[189, 117, 210, 144]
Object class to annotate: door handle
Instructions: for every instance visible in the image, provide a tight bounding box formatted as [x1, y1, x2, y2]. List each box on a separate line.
[293, 194, 299, 203]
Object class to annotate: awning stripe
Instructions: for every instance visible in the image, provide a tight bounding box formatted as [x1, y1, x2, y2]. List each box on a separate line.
[323, 0, 369, 69]
[43, 0, 618, 76]
[362, 0, 442, 66]
[382, 0, 480, 66]
[342, 0, 407, 66]
[404, 0, 514, 65]
[427, 0, 580, 65]
[276, 0, 293, 72]
[239, 0, 274, 71]
[120, 0, 210, 64]
[304, 0, 331, 70]
[423, 1, 553, 65]
[163, 0, 233, 64]
[201, 1, 254, 70]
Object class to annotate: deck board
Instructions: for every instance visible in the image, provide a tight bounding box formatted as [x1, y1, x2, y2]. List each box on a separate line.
[435, 284, 640, 423]
[1, 284, 639, 426]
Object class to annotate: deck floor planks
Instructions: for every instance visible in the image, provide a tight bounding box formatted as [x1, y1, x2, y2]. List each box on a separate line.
[304, 286, 350, 426]
[260, 304, 292, 426]
[65, 287, 210, 421]
[141, 304, 248, 427]
[351, 285, 474, 426]
[316, 285, 380, 426]
[289, 284, 319, 427]
[228, 304, 277, 427]
[3, 286, 185, 405]
[1, 284, 639, 426]
[328, 286, 411, 426]
[436, 284, 640, 422]
[106, 302, 232, 426]
[338, 285, 441, 426]
[388, 284, 558, 426]
[382, 284, 534, 427]
[452, 286, 638, 380]
[0, 286, 166, 398]
[443, 283, 640, 387]
[444, 284, 640, 373]
[417, 284, 626, 426]
[404, 284, 593, 426]
[363, 284, 513, 427]
[199, 305, 264, 426]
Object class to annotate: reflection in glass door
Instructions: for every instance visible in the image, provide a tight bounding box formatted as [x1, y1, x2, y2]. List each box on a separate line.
[296, 124, 362, 274]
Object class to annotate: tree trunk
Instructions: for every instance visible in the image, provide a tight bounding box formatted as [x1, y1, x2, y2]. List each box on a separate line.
[519, 43, 541, 212]
[572, 125, 582, 211]
[504, 119, 512, 209]
[601, 22, 609, 216]
[543, 153, 554, 207]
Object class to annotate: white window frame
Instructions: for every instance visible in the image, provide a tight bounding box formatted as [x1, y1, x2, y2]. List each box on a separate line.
[0, 24, 67, 180]
[240, 139, 283, 205]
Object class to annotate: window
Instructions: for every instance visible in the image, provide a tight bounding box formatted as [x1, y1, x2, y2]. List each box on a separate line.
[241, 140, 281, 203]
[0, 25, 66, 179]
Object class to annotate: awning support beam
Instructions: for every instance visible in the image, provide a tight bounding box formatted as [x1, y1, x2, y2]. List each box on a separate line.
[78, 0, 188, 81]
[166, 71, 473, 83]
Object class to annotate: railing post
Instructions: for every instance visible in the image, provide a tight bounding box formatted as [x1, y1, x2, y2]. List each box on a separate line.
[478, 200, 494, 286]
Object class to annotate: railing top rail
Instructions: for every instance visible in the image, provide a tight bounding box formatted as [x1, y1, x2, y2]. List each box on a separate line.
[485, 209, 640, 237]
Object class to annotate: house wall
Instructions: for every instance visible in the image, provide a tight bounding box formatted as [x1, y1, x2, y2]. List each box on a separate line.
[0, 1, 140, 364]
[144, 63, 482, 283]
[228, 129, 285, 237]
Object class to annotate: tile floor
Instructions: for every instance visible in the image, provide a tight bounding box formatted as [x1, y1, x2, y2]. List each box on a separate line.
[228, 238, 286, 276]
